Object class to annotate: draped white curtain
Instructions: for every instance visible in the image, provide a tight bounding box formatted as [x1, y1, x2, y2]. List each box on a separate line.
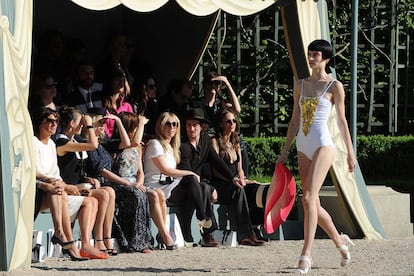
[70, 0, 276, 15]
[0, 0, 36, 271]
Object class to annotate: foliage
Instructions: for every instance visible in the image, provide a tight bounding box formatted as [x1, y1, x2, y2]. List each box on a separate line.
[245, 135, 414, 192]
[194, 1, 414, 136]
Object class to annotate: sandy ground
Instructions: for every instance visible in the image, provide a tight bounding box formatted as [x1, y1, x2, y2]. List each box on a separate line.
[2, 237, 414, 276]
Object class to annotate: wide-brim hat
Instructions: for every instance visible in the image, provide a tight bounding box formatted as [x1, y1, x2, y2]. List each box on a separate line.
[264, 163, 296, 234]
[184, 107, 209, 124]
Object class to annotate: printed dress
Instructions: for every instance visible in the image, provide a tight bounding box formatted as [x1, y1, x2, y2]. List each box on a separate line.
[112, 147, 153, 252]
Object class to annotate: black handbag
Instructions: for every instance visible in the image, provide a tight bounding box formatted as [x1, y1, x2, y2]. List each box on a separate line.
[159, 173, 174, 185]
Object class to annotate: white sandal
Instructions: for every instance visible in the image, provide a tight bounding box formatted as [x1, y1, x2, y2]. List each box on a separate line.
[297, 255, 312, 274]
[338, 234, 355, 267]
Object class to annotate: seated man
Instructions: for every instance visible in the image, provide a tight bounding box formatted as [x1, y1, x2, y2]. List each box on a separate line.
[172, 107, 264, 246]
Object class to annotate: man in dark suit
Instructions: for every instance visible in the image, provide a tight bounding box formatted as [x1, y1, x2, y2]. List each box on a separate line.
[171, 108, 265, 246]
[65, 61, 103, 113]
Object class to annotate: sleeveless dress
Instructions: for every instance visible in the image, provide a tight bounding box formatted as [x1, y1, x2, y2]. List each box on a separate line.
[296, 79, 336, 160]
[112, 147, 153, 252]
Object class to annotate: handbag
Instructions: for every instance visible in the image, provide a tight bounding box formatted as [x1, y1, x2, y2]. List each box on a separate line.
[159, 173, 174, 185]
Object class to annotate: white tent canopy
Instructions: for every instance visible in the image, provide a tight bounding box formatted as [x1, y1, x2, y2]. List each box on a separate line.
[71, 0, 275, 15]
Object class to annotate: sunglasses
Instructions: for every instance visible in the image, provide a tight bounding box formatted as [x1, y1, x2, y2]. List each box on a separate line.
[208, 80, 222, 86]
[225, 119, 237, 125]
[45, 83, 57, 89]
[147, 84, 156, 89]
[44, 118, 59, 124]
[97, 118, 107, 125]
[165, 121, 178, 128]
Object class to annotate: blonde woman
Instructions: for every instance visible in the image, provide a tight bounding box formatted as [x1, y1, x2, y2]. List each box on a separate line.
[143, 112, 211, 248]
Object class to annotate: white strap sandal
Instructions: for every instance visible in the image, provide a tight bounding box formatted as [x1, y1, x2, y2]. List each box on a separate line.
[297, 255, 312, 274]
[338, 234, 355, 267]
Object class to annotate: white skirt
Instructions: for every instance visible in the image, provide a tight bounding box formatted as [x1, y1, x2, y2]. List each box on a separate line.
[42, 195, 84, 223]
[67, 195, 84, 222]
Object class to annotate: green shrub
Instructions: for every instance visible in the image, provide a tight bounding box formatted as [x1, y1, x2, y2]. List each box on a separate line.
[245, 135, 414, 192]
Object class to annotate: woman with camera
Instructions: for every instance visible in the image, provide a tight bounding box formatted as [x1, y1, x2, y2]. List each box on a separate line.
[143, 112, 211, 249]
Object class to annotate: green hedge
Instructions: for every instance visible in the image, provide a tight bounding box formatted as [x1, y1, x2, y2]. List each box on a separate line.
[244, 135, 414, 191]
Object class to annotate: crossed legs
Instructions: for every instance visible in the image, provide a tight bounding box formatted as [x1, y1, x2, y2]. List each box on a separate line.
[40, 191, 83, 258]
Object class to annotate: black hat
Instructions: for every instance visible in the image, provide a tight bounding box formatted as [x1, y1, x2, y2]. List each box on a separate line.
[184, 107, 209, 124]
[87, 107, 106, 116]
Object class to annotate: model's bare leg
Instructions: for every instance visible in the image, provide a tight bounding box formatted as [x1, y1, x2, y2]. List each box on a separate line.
[147, 189, 174, 245]
[41, 193, 66, 241]
[77, 197, 104, 257]
[90, 188, 109, 251]
[101, 187, 116, 251]
[43, 193, 83, 258]
[298, 147, 334, 268]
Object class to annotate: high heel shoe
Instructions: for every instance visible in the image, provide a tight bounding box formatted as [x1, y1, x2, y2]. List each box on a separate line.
[197, 218, 212, 234]
[103, 237, 118, 256]
[296, 255, 312, 274]
[156, 234, 177, 250]
[338, 234, 355, 267]
[51, 235, 75, 249]
[62, 248, 89, 261]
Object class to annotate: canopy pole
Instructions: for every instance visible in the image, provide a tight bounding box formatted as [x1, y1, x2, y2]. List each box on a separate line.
[350, 0, 358, 154]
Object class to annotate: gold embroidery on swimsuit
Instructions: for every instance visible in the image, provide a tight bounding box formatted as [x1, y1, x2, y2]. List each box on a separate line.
[301, 97, 319, 136]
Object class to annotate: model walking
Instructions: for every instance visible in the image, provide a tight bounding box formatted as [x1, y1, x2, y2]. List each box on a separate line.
[276, 39, 356, 274]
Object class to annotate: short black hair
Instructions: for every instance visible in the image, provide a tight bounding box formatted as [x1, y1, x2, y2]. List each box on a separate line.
[31, 107, 59, 136]
[308, 39, 333, 60]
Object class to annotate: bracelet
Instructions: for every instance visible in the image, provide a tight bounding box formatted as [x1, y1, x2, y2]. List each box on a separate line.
[87, 125, 94, 129]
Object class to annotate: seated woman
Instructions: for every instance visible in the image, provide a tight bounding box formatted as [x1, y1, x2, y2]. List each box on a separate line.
[113, 112, 175, 252]
[211, 109, 268, 244]
[143, 112, 212, 247]
[84, 108, 152, 253]
[31, 107, 103, 260]
[102, 70, 133, 138]
[55, 106, 117, 255]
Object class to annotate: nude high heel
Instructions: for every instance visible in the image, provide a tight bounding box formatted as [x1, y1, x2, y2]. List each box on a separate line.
[296, 255, 312, 274]
[197, 218, 212, 233]
[338, 234, 355, 267]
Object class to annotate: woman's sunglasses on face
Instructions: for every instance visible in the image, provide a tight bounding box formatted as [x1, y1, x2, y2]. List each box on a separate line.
[44, 118, 59, 124]
[165, 121, 178, 128]
[45, 82, 57, 89]
[208, 80, 222, 87]
[97, 118, 107, 125]
[225, 119, 237, 125]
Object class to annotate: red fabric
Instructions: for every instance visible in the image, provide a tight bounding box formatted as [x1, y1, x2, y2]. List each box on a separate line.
[264, 163, 296, 234]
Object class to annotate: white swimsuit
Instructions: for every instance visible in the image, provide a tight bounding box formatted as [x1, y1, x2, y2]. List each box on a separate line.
[296, 79, 335, 160]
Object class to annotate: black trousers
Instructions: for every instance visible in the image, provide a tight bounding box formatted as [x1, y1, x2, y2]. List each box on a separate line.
[209, 179, 253, 241]
[169, 175, 217, 242]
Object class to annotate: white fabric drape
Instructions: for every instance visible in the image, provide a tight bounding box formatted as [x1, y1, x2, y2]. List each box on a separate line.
[0, 0, 36, 271]
[70, 0, 276, 15]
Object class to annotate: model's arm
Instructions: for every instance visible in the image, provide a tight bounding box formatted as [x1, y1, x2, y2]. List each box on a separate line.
[130, 115, 148, 147]
[152, 155, 197, 179]
[56, 115, 99, 155]
[277, 79, 301, 164]
[106, 114, 131, 149]
[101, 168, 132, 186]
[134, 146, 146, 192]
[214, 76, 241, 115]
[332, 81, 357, 172]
